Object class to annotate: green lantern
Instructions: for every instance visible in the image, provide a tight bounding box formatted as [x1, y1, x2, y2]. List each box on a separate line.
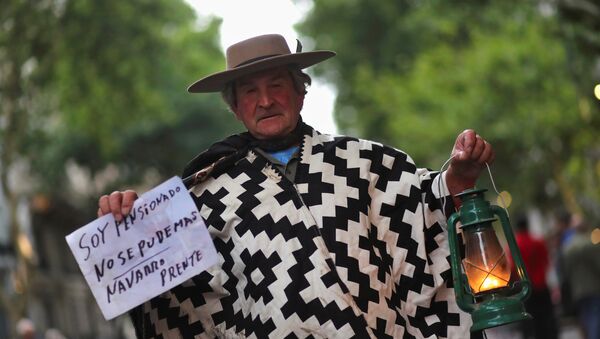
[447, 188, 532, 332]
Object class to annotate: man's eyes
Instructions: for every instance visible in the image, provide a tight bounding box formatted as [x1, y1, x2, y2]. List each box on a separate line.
[238, 80, 285, 94]
[239, 86, 256, 94]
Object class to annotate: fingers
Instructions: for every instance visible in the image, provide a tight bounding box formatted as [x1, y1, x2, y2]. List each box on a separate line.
[470, 135, 485, 162]
[478, 140, 495, 165]
[448, 129, 495, 193]
[457, 129, 494, 165]
[121, 190, 138, 216]
[460, 129, 476, 154]
[98, 194, 111, 217]
[470, 137, 495, 165]
[97, 190, 138, 221]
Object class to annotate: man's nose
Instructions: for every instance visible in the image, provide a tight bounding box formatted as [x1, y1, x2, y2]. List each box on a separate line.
[257, 88, 273, 108]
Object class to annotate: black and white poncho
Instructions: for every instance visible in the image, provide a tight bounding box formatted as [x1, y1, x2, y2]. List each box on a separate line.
[131, 125, 473, 338]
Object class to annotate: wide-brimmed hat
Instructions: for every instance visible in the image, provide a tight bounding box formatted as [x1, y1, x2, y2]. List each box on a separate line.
[187, 34, 336, 93]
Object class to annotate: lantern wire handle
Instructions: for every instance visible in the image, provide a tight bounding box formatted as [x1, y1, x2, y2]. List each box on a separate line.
[437, 154, 455, 222]
[438, 157, 503, 339]
[437, 156, 510, 223]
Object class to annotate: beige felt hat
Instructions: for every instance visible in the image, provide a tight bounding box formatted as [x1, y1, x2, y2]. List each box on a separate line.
[187, 34, 336, 93]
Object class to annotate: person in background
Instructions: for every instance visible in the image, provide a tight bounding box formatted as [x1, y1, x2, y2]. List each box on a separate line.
[563, 216, 600, 339]
[552, 210, 577, 317]
[44, 328, 67, 339]
[512, 213, 559, 339]
[16, 318, 37, 339]
[98, 33, 495, 338]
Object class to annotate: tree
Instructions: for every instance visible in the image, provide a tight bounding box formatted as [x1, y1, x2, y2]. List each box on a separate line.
[555, 0, 600, 218]
[1, 1, 60, 333]
[1, 0, 237, 336]
[298, 0, 600, 220]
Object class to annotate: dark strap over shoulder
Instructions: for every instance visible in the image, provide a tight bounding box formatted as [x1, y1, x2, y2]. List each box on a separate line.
[182, 119, 311, 188]
[181, 132, 253, 188]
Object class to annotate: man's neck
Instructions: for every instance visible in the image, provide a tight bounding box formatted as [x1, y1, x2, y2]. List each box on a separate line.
[249, 119, 305, 152]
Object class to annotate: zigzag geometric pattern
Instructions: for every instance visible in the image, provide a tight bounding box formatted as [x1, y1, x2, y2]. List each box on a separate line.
[131, 127, 472, 338]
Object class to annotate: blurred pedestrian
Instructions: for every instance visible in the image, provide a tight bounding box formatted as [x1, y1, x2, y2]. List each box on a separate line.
[512, 213, 559, 339]
[16, 318, 37, 339]
[552, 209, 577, 316]
[44, 328, 67, 339]
[563, 217, 600, 339]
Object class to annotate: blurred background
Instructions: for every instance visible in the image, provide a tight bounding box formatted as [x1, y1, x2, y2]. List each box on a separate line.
[1, 0, 599, 338]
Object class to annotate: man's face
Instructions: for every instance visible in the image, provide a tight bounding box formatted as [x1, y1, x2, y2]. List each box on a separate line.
[233, 66, 304, 140]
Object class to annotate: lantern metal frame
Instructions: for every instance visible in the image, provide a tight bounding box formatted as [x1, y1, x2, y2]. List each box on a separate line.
[447, 188, 532, 332]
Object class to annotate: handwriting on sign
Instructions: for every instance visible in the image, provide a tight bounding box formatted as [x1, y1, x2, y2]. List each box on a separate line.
[66, 176, 218, 320]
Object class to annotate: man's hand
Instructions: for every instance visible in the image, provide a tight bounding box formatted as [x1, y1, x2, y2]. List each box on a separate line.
[97, 190, 138, 222]
[446, 129, 495, 200]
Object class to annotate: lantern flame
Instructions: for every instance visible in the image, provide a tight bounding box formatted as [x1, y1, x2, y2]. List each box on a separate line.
[479, 275, 507, 292]
[464, 253, 510, 294]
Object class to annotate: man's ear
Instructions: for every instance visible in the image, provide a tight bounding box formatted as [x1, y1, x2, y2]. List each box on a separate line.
[229, 101, 242, 120]
[296, 93, 305, 113]
[232, 108, 242, 121]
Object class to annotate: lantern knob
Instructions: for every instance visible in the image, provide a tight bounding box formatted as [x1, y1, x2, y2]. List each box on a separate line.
[454, 188, 497, 228]
[455, 187, 488, 199]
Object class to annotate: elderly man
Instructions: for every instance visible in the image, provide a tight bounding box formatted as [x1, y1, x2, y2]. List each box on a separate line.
[98, 34, 493, 338]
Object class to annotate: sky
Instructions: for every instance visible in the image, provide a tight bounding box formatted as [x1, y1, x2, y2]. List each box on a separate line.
[185, 0, 338, 134]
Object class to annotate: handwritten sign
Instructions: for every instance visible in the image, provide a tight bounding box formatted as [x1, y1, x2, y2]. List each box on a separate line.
[66, 176, 218, 320]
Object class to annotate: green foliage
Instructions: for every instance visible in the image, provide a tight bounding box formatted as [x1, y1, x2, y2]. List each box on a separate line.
[3, 0, 240, 203]
[49, 1, 229, 157]
[1, 4, 242, 332]
[299, 0, 600, 216]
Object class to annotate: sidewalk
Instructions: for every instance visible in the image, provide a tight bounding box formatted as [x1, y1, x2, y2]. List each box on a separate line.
[482, 317, 584, 339]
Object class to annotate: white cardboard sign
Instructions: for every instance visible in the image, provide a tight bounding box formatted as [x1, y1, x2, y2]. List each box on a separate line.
[66, 176, 218, 320]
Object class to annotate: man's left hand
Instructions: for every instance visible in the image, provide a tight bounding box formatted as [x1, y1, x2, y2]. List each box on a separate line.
[446, 129, 495, 198]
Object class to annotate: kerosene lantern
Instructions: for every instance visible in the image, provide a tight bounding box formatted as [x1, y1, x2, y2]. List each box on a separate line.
[447, 188, 532, 331]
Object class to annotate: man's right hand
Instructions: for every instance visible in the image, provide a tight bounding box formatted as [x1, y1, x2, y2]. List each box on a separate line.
[97, 190, 138, 222]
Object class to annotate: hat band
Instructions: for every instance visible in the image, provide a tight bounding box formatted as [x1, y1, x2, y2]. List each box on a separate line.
[234, 54, 281, 68]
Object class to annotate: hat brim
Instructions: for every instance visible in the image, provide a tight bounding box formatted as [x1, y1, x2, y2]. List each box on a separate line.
[187, 50, 336, 93]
